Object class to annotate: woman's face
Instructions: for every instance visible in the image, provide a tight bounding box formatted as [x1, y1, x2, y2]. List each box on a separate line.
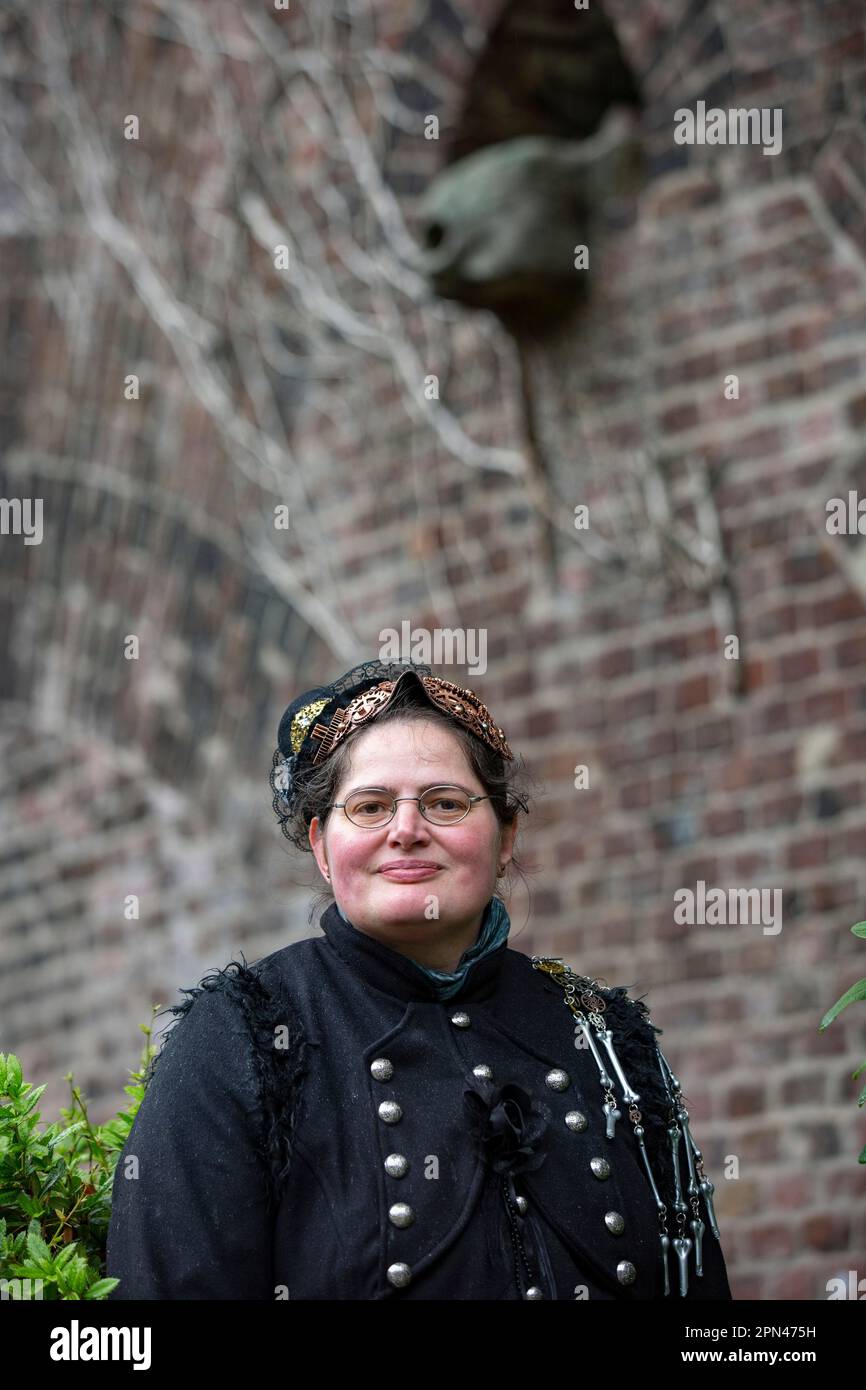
[308, 719, 516, 956]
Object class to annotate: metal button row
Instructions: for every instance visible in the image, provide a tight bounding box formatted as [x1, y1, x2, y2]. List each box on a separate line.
[372, 1042, 637, 1290]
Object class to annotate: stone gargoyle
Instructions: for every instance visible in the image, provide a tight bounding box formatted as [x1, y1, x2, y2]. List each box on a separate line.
[415, 104, 646, 335]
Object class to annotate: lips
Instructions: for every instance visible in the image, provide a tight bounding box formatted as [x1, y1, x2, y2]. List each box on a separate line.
[379, 863, 441, 881]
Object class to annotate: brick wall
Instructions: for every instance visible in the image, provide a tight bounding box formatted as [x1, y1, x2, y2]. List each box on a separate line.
[1, 0, 865, 1300]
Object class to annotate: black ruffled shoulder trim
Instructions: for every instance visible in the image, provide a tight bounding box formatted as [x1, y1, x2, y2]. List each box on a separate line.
[145, 955, 311, 1212]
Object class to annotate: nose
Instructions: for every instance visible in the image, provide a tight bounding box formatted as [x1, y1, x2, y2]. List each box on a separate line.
[387, 799, 431, 841]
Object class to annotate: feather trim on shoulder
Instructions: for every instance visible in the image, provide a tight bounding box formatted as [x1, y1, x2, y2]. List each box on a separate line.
[145, 956, 311, 1211]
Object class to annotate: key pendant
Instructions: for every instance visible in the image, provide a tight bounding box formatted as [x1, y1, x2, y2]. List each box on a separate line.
[699, 1175, 721, 1240]
[690, 1216, 705, 1276]
[599, 1028, 641, 1106]
[604, 1099, 621, 1139]
[576, 1018, 613, 1087]
[678, 1107, 700, 1194]
[659, 1232, 671, 1296]
[575, 1019, 619, 1130]
[658, 1047, 722, 1241]
[634, 1124, 666, 1212]
[674, 1236, 692, 1296]
[668, 1123, 685, 1212]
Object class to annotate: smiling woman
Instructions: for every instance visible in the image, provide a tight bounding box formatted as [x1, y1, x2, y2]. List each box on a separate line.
[106, 658, 733, 1301]
[307, 719, 518, 974]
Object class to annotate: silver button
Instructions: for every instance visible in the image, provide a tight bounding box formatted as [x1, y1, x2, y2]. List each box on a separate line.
[389, 1202, 414, 1228]
[472, 1064, 493, 1081]
[384, 1153, 409, 1178]
[378, 1100, 402, 1124]
[545, 1068, 570, 1091]
[387, 1262, 412, 1288]
[617, 1260, 637, 1285]
[525, 1286, 544, 1299]
[605, 1211, 625, 1235]
[590, 1157, 610, 1179]
[451, 1011, 471, 1028]
[565, 1110, 588, 1132]
[515, 1195, 528, 1214]
[370, 1057, 394, 1082]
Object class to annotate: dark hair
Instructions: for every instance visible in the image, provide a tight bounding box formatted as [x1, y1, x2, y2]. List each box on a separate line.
[275, 678, 538, 926]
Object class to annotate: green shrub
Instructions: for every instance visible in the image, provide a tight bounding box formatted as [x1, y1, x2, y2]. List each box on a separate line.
[819, 919, 866, 1163]
[0, 1008, 159, 1300]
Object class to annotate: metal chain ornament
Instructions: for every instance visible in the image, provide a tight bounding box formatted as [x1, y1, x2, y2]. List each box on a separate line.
[531, 954, 720, 1297]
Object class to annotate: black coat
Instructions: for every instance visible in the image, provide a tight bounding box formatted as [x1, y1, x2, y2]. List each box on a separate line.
[106, 903, 732, 1300]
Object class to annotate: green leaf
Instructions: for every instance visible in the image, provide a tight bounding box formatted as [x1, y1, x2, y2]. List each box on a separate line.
[17, 1085, 47, 1114]
[49, 1122, 87, 1148]
[67, 1257, 89, 1294]
[25, 1220, 52, 1264]
[819, 979, 866, 1030]
[40, 1159, 67, 1196]
[84, 1277, 119, 1299]
[9, 1261, 49, 1279]
[4, 1056, 22, 1096]
[851, 921, 866, 938]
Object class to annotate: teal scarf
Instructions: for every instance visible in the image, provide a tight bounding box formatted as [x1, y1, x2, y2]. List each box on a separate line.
[336, 896, 511, 1000]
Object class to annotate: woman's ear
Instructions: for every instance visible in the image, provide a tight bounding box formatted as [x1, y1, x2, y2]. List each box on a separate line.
[309, 816, 330, 880]
[499, 813, 518, 871]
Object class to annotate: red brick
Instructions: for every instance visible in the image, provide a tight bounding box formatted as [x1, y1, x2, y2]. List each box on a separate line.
[748, 1222, 796, 1258]
[728, 1084, 766, 1116]
[835, 635, 866, 668]
[786, 835, 829, 869]
[778, 648, 821, 682]
[598, 647, 635, 678]
[801, 1214, 851, 1251]
[675, 674, 712, 711]
[781, 1072, 825, 1105]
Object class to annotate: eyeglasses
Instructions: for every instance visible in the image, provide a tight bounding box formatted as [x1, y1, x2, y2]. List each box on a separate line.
[327, 785, 489, 828]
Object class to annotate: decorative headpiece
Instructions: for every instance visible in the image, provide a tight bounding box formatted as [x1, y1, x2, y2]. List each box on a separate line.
[269, 658, 513, 834]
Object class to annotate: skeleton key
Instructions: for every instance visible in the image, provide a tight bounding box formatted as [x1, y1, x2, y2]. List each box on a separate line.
[699, 1176, 721, 1241]
[673, 1236, 692, 1297]
[659, 1232, 671, 1297]
[690, 1216, 705, 1276]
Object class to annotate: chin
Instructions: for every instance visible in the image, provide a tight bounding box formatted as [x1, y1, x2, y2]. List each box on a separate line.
[375, 883, 436, 909]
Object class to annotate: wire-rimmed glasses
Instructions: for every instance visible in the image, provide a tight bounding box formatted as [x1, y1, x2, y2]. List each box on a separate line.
[327, 785, 489, 828]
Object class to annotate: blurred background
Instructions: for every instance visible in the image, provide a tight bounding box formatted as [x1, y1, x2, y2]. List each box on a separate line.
[2, 0, 866, 1300]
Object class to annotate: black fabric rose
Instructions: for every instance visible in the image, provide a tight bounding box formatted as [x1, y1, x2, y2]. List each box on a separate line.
[463, 1079, 551, 1177]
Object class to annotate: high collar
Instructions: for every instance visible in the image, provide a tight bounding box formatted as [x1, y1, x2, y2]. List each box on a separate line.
[317, 900, 509, 1004]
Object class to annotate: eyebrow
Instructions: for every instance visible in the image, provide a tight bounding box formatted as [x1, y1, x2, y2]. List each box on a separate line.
[344, 782, 476, 797]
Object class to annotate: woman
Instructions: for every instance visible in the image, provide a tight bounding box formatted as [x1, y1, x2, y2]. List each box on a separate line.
[106, 658, 732, 1300]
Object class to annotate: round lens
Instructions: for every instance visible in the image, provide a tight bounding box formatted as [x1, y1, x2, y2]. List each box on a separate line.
[420, 788, 471, 823]
[344, 791, 393, 826]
